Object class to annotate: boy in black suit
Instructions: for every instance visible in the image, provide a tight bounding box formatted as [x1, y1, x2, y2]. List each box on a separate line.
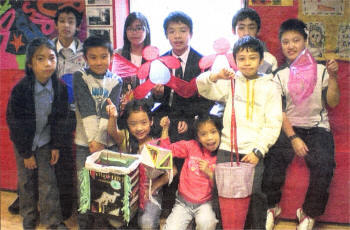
[153, 11, 213, 142]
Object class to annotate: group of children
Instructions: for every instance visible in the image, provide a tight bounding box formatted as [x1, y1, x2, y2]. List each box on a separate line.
[6, 6, 340, 230]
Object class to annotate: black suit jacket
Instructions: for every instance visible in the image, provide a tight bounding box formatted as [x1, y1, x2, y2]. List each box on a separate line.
[153, 47, 214, 141]
[156, 47, 213, 119]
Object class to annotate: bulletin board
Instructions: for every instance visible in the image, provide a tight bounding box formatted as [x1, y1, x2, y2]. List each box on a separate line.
[299, 0, 350, 61]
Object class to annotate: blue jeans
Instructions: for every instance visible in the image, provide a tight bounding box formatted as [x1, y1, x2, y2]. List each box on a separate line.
[138, 190, 163, 230]
[163, 194, 218, 230]
[15, 144, 62, 227]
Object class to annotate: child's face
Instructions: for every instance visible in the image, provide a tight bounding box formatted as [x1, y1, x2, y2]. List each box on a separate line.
[127, 111, 152, 142]
[126, 19, 146, 47]
[235, 48, 262, 80]
[281, 30, 306, 63]
[234, 18, 259, 38]
[56, 12, 78, 41]
[28, 45, 57, 84]
[85, 47, 111, 75]
[197, 121, 220, 152]
[166, 22, 192, 56]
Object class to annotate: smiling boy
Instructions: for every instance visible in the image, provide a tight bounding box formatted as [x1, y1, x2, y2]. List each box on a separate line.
[196, 36, 282, 229]
[153, 11, 213, 143]
[73, 36, 122, 229]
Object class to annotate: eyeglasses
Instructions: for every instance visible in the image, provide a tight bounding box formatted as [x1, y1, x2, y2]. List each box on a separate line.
[126, 26, 145, 33]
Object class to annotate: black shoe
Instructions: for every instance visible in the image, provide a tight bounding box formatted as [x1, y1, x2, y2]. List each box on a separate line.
[62, 212, 72, 221]
[48, 222, 69, 230]
[23, 218, 36, 230]
[8, 197, 19, 215]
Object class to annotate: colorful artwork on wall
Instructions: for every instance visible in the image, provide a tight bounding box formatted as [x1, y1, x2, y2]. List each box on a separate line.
[299, 0, 350, 61]
[302, 0, 344, 16]
[249, 0, 293, 6]
[0, 0, 85, 70]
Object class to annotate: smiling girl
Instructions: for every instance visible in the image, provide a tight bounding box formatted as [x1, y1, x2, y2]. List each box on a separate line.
[106, 98, 176, 230]
[161, 115, 222, 230]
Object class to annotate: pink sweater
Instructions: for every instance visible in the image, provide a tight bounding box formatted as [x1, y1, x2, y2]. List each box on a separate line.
[167, 139, 217, 204]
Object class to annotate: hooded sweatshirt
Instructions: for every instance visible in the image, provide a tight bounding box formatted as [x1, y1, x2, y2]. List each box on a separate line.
[196, 71, 282, 157]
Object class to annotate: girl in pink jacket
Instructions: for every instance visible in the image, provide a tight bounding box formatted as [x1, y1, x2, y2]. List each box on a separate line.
[161, 115, 222, 230]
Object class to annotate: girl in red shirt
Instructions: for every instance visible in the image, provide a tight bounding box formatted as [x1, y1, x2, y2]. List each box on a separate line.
[161, 116, 222, 230]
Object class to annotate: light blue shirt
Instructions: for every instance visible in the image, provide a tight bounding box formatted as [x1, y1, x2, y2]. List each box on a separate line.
[32, 79, 54, 151]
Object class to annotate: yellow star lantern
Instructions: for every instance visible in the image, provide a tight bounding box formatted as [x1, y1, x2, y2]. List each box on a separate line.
[140, 144, 173, 170]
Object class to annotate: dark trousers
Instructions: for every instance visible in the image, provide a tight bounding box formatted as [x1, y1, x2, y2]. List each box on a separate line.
[55, 110, 76, 219]
[55, 144, 75, 219]
[262, 127, 335, 218]
[15, 144, 62, 227]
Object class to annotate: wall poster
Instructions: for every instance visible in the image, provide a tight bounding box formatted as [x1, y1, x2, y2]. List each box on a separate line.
[249, 0, 293, 6]
[299, 0, 350, 61]
[85, 0, 114, 45]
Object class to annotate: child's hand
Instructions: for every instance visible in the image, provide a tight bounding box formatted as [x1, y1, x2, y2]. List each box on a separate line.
[326, 59, 338, 78]
[160, 116, 170, 139]
[50, 149, 60, 165]
[106, 98, 118, 118]
[178, 121, 188, 134]
[210, 68, 235, 82]
[199, 160, 213, 180]
[24, 155, 37, 170]
[89, 141, 105, 153]
[152, 84, 164, 96]
[198, 160, 210, 173]
[291, 137, 309, 157]
[241, 152, 259, 165]
[160, 116, 170, 129]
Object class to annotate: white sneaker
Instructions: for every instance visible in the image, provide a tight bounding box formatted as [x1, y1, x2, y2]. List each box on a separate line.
[296, 208, 315, 230]
[266, 205, 282, 230]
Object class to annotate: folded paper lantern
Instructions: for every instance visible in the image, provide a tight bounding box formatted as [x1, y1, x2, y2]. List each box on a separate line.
[84, 150, 141, 224]
[141, 143, 173, 170]
[110, 46, 197, 99]
[140, 143, 173, 209]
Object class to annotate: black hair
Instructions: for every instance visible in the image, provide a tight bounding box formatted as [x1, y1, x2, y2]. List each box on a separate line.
[163, 11, 193, 36]
[25, 37, 58, 77]
[232, 8, 261, 32]
[54, 6, 83, 27]
[121, 12, 151, 60]
[83, 35, 113, 57]
[232, 35, 264, 61]
[118, 99, 155, 154]
[192, 115, 223, 155]
[279, 18, 307, 41]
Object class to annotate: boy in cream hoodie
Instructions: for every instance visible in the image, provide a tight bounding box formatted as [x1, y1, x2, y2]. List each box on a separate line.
[196, 36, 282, 229]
